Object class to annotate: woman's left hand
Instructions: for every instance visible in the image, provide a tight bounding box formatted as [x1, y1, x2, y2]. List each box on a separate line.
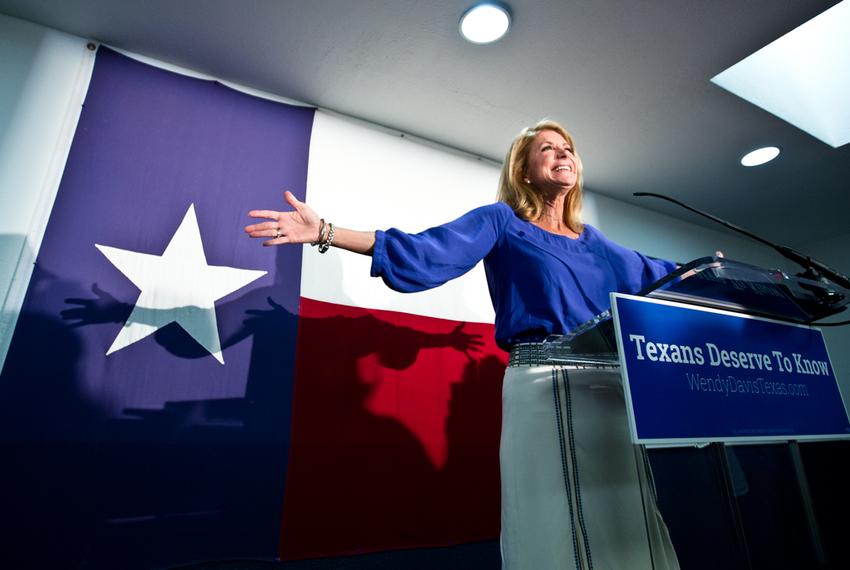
[245, 190, 322, 246]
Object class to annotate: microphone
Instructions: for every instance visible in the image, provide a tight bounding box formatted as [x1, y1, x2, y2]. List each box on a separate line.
[633, 192, 850, 291]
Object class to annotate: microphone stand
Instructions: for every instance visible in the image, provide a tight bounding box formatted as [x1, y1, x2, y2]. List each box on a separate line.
[634, 192, 850, 289]
[634, 192, 850, 325]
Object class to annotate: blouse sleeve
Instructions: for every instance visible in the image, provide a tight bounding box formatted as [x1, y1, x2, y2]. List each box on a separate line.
[370, 203, 509, 293]
[589, 225, 678, 294]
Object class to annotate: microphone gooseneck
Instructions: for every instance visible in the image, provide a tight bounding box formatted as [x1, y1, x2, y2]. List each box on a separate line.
[633, 192, 850, 291]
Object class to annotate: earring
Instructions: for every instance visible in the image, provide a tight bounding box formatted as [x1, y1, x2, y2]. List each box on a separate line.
[523, 178, 531, 184]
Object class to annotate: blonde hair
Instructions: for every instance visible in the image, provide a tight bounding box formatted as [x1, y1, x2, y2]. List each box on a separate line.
[497, 119, 584, 234]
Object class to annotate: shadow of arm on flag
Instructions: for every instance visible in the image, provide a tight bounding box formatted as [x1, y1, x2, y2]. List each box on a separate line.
[415, 322, 486, 359]
[60, 282, 292, 361]
[370, 320, 487, 369]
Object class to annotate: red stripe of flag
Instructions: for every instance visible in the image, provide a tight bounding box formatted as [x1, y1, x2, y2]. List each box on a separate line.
[280, 297, 506, 559]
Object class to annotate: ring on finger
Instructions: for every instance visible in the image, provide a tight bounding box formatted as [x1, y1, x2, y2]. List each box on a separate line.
[275, 228, 281, 238]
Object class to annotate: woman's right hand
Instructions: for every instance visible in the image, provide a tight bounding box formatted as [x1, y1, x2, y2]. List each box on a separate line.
[245, 190, 322, 246]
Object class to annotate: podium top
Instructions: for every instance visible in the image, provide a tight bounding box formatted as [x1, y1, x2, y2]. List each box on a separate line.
[641, 256, 849, 325]
[541, 256, 850, 364]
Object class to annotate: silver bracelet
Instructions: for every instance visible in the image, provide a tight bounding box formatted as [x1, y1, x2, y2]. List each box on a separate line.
[311, 218, 326, 246]
[318, 222, 335, 253]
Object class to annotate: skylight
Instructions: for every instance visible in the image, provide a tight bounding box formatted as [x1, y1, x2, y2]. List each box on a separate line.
[711, 1, 850, 148]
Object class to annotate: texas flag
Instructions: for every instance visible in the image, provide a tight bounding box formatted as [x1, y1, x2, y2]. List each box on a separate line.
[0, 48, 505, 568]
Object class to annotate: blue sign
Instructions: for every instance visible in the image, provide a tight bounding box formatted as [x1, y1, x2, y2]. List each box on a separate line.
[611, 294, 850, 444]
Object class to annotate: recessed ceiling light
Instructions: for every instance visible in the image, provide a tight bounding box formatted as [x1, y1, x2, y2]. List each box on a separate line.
[459, 3, 511, 44]
[741, 146, 780, 167]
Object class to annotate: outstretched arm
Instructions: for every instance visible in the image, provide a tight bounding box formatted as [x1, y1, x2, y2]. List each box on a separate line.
[245, 191, 376, 255]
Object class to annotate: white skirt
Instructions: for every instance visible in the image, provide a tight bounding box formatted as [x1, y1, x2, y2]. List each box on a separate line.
[499, 365, 680, 570]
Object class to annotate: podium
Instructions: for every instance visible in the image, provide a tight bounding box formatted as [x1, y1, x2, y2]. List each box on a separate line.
[541, 255, 850, 366]
[539, 256, 850, 568]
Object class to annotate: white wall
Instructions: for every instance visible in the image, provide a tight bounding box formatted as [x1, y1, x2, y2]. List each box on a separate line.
[584, 191, 794, 270]
[0, 13, 94, 366]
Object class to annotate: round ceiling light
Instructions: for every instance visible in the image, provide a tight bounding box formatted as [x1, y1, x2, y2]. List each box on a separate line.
[740, 146, 780, 167]
[459, 3, 511, 44]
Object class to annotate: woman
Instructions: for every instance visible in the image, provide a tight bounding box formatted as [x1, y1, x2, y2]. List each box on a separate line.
[245, 120, 680, 569]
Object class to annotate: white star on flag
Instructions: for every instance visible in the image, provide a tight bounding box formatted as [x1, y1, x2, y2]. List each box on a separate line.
[95, 204, 266, 364]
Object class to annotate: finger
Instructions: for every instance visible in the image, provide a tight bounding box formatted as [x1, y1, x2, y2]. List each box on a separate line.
[245, 221, 282, 234]
[262, 235, 294, 247]
[248, 209, 282, 220]
[246, 230, 278, 239]
[246, 221, 280, 234]
[284, 190, 302, 210]
[266, 227, 286, 239]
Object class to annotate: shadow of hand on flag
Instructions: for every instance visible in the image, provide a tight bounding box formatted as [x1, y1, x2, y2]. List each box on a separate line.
[62, 282, 133, 327]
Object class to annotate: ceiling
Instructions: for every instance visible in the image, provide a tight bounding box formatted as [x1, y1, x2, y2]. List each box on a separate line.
[2, 0, 847, 248]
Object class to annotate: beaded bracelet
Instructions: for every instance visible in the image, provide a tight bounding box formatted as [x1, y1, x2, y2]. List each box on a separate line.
[311, 218, 326, 246]
[318, 222, 335, 254]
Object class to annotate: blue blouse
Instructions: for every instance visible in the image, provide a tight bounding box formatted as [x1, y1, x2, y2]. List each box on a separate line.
[371, 202, 676, 349]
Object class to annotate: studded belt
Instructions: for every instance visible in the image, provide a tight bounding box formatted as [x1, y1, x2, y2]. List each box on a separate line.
[507, 342, 549, 367]
[508, 341, 621, 368]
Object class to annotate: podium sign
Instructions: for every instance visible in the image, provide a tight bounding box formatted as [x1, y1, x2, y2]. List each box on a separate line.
[611, 293, 850, 445]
